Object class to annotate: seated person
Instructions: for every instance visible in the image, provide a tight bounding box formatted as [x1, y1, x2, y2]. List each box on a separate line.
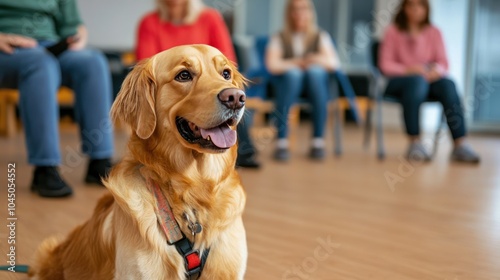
[265, 0, 343, 161]
[136, 0, 260, 168]
[379, 0, 479, 163]
[0, 0, 114, 197]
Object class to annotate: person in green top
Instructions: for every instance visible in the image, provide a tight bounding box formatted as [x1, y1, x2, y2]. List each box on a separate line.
[0, 0, 114, 198]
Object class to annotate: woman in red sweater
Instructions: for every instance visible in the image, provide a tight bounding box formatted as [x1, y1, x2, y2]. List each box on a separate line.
[135, 0, 235, 61]
[380, 0, 479, 163]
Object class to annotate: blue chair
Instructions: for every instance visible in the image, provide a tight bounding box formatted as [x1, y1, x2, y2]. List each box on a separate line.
[365, 41, 445, 160]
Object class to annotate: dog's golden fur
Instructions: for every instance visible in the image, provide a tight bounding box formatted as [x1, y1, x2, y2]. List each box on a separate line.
[29, 45, 247, 280]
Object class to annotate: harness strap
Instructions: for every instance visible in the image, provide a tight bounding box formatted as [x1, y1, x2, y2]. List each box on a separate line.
[148, 179, 210, 280]
[149, 180, 184, 244]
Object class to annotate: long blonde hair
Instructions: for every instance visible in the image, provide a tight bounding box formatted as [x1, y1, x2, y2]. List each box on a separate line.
[157, 0, 205, 24]
[282, 0, 319, 46]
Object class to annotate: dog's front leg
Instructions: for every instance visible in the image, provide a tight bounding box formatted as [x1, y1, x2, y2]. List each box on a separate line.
[201, 217, 248, 280]
[114, 237, 184, 280]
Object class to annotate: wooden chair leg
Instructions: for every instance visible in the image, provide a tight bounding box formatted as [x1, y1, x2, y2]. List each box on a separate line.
[0, 96, 8, 137]
[288, 105, 300, 150]
[5, 102, 17, 137]
[253, 110, 266, 127]
[0, 90, 19, 137]
[356, 97, 370, 124]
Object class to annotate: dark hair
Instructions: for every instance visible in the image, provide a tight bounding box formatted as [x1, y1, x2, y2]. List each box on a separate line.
[394, 0, 431, 31]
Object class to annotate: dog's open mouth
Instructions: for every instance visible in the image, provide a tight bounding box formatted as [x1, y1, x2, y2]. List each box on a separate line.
[176, 117, 237, 151]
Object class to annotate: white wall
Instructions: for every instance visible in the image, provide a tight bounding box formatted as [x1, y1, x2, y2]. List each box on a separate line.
[430, 0, 469, 95]
[373, 0, 400, 38]
[77, 0, 155, 50]
[269, 0, 287, 34]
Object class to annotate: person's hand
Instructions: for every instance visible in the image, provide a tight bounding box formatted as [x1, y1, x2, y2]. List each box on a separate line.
[406, 65, 426, 75]
[0, 33, 37, 54]
[289, 57, 307, 69]
[425, 65, 443, 82]
[304, 54, 323, 66]
[68, 25, 87, 51]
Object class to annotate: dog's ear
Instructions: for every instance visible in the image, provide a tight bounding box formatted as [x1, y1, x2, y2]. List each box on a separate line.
[111, 59, 157, 139]
[230, 62, 248, 90]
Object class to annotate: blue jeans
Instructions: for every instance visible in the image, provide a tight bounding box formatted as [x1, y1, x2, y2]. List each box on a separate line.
[272, 66, 330, 139]
[0, 46, 114, 166]
[385, 75, 466, 140]
[237, 110, 256, 157]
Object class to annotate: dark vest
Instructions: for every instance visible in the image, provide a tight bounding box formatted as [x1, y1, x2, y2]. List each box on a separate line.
[280, 31, 321, 59]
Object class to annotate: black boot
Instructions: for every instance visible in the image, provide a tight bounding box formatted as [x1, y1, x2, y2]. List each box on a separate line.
[31, 166, 73, 198]
[85, 158, 112, 186]
[236, 154, 261, 169]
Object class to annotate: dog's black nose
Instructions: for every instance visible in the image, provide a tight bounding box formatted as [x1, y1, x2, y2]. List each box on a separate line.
[218, 88, 246, 110]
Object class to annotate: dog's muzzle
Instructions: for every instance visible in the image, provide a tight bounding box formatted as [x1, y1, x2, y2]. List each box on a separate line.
[217, 88, 246, 110]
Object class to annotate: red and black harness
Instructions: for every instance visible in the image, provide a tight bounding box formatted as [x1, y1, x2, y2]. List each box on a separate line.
[148, 180, 210, 280]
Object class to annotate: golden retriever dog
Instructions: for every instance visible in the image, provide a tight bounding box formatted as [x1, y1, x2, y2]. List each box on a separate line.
[28, 45, 247, 280]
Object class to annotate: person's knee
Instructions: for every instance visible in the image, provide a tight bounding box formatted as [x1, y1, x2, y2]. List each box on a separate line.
[405, 75, 429, 96]
[435, 78, 457, 92]
[66, 49, 109, 73]
[437, 77, 455, 86]
[437, 78, 461, 102]
[306, 66, 330, 97]
[305, 65, 328, 78]
[24, 50, 59, 74]
[17, 49, 60, 85]
[406, 75, 427, 86]
[282, 68, 304, 81]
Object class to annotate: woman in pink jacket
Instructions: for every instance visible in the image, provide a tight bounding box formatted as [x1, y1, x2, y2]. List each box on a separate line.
[380, 0, 479, 163]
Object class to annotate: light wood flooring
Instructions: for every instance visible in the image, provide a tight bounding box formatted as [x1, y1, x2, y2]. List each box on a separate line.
[0, 123, 499, 280]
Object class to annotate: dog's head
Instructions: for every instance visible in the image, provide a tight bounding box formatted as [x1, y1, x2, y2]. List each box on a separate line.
[111, 45, 246, 154]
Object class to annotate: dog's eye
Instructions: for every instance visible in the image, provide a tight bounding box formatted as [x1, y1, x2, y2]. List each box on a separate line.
[175, 70, 193, 82]
[222, 69, 231, 80]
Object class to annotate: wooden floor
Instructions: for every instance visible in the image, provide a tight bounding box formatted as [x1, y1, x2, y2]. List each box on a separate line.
[0, 124, 499, 280]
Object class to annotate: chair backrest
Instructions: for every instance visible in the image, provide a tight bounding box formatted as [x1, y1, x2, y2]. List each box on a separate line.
[255, 36, 270, 69]
[232, 36, 270, 76]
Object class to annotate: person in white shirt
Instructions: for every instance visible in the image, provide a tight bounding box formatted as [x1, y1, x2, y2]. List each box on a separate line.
[266, 0, 341, 161]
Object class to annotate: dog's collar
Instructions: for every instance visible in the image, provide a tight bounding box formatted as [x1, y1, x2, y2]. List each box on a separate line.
[147, 179, 210, 280]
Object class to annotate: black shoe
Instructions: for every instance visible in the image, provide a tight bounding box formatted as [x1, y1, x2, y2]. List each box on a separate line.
[85, 158, 112, 186]
[31, 166, 73, 198]
[236, 155, 261, 169]
[309, 147, 325, 160]
[273, 148, 290, 162]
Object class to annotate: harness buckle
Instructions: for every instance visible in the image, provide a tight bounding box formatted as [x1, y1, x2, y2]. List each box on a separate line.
[183, 250, 202, 279]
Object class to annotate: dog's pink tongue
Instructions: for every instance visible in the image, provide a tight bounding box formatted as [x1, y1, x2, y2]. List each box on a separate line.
[200, 124, 237, 148]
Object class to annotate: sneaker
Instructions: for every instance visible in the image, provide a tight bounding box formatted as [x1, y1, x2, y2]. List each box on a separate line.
[31, 166, 73, 198]
[85, 158, 112, 186]
[451, 144, 480, 164]
[406, 142, 432, 162]
[236, 155, 261, 169]
[273, 148, 290, 162]
[309, 147, 325, 160]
